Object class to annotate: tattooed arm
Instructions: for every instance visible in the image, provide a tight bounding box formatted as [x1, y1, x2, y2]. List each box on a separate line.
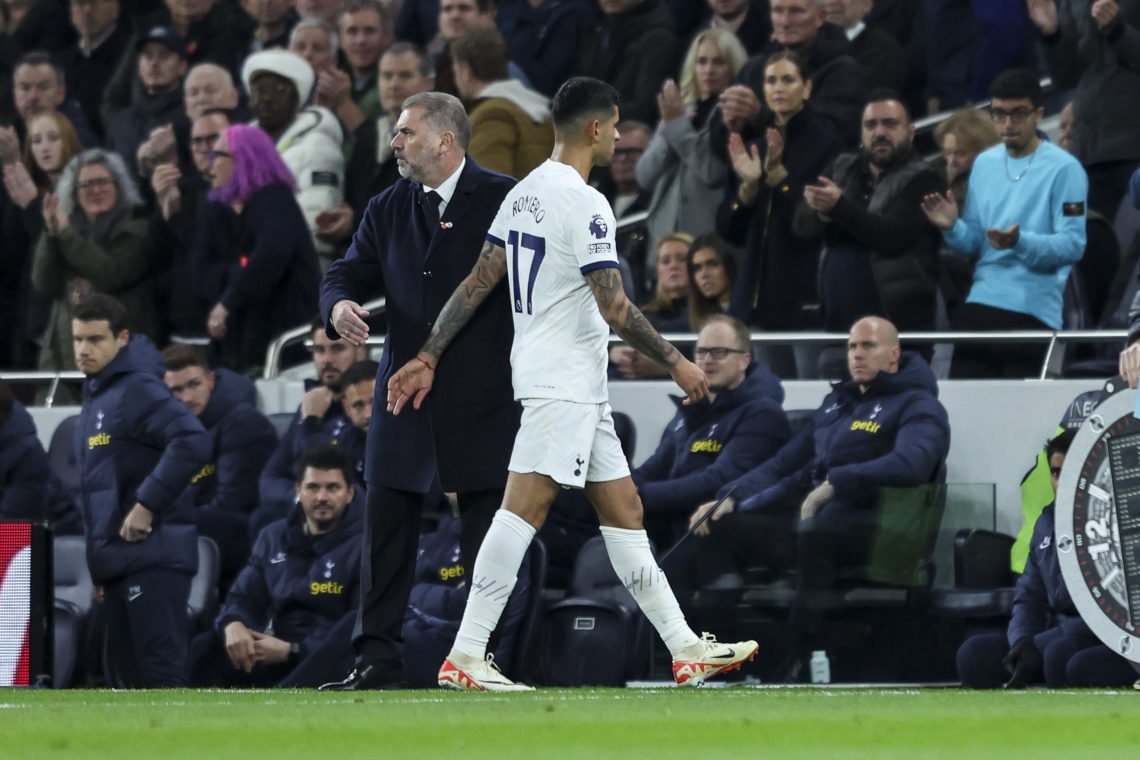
[387, 241, 507, 414]
[585, 266, 710, 405]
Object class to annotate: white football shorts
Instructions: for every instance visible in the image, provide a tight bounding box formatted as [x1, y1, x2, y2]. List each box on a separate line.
[508, 399, 630, 488]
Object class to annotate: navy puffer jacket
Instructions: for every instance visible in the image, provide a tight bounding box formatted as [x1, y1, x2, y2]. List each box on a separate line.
[725, 351, 950, 510]
[216, 496, 363, 655]
[0, 401, 51, 522]
[75, 336, 210, 582]
[189, 369, 276, 518]
[633, 361, 790, 515]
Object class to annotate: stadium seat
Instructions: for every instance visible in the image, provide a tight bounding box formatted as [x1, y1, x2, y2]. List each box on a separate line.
[53, 535, 94, 620]
[783, 409, 816, 439]
[267, 412, 295, 440]
[611, 411, 636, 464]
[507, 536, 547, 681]
[188, 536, 222, 633]
[929, 529, 1016, 619]
[538, 536, 651, 686]
[53, 599, 82, 689]
[47, 415, 81, 495]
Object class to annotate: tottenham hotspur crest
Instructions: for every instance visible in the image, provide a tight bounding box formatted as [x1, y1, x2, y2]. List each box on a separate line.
[588, 215, 608, 239]
[95, 410, 104, 430]
[324, 559, 335, 579]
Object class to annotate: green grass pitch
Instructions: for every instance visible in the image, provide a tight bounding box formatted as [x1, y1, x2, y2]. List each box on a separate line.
[6, 687, 1140, 759]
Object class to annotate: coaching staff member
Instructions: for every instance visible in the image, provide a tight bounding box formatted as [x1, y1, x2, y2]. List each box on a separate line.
[73, 294, 211, 687]
[318, 91, 518, 690]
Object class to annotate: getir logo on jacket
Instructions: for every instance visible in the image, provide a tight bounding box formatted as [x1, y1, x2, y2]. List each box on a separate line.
[439, 564, 464, 582]
[88, 433, 111, 449]
[190, 463, 216, 484]
[311, 581, 345, 595]
[850, 420, 881, 433]
[690, 438, 723, 454]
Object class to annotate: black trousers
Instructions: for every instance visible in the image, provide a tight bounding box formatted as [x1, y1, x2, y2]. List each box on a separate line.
[697, 500, 877, 638]
[352, 484, 503, 675]
[189, 614, 356, 688]
[950, 302, 1051, 379]
[1086, 159, 1140, 220]
[103, 568, 192, 688]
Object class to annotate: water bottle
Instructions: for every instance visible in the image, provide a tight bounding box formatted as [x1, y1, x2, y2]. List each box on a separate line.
[810, 650, 831, 684]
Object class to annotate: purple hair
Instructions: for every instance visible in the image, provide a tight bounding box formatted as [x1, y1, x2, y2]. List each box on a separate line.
[209, 124, 297, 205]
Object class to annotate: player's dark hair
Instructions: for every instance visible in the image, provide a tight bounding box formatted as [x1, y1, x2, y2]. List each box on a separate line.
[295, 443, 354, 485]
[989, 68, 1042, 107]
[73, 294, 129, 335]
[161, 343, 210, 373]
[1046, 429, 1075, 460]
[552, 77, 620, 133]
[340, 359, 379, 388]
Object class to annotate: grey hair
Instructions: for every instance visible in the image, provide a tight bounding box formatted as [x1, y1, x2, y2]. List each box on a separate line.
[402, 91, 471, 150]
[290, 17, 340, 58]
[53, 148, 143, 217]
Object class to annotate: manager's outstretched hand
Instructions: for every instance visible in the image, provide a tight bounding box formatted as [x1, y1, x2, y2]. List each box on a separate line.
[387, 353, 436, 414]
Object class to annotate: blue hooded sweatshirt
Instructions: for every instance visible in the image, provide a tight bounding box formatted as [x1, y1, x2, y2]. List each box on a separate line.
[75, 335, 211, 582]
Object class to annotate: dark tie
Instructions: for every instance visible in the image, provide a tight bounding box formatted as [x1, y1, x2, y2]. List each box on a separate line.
[421, 189, 442, 234]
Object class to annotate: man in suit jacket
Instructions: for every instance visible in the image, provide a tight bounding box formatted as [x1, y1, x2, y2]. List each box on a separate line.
[317, 91, 518, 690]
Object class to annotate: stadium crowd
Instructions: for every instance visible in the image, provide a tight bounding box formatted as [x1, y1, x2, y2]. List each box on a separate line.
[2, 0, 1140, 688]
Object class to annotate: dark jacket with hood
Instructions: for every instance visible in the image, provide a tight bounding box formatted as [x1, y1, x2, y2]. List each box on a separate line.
[0, 400, 51, 521]
[723, 351, 950, 511]
[1008, 503, 1082, 646]
[75, 335, 211, 582]
[633, 361, 790, 515]
[216, 496, 363, 659]
[573, 0, 678, 124]
[188, 369, 276, 524]
[255, 380, 362, 535]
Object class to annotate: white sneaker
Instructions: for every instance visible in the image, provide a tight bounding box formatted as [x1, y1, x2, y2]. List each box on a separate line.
[438, 652, 535, 692]
[672, 632, 759, 686]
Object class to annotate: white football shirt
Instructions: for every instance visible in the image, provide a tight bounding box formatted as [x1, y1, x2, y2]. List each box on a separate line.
[486, 160, 620, 403]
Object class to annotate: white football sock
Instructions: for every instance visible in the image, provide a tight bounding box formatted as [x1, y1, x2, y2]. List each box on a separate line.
[450, 509, 535, 660]
[599, 525, 699, 657]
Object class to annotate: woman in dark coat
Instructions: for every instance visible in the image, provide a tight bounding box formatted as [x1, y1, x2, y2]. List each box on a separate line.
[195, 124, 320, 374]
[717, 51, 844, 378]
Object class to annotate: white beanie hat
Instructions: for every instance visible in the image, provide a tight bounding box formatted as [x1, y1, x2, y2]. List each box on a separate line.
[241, 50, 316, 104]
